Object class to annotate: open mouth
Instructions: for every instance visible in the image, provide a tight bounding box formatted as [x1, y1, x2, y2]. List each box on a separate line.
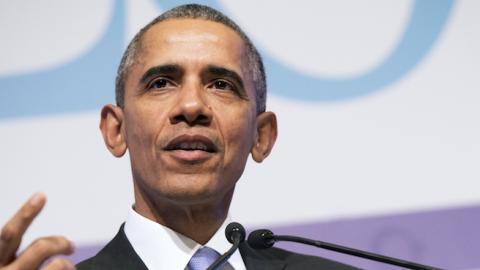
[164, 134, 218, 153]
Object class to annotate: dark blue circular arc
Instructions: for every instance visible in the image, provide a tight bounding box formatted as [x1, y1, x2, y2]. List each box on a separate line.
[0, 0, 454, 119]
[157, 0, 454, 100]
[0, 1, 126, 119]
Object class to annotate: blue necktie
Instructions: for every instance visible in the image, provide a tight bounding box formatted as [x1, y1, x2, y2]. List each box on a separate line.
[188, 246, 223, 270]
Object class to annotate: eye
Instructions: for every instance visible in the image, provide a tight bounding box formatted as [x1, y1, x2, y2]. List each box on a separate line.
[147, 78, 174, 90]
[210, 79, 235, 91]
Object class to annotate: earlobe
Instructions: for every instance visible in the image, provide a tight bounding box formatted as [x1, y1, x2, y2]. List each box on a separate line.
[251, 112, 278, 163]
[99, 105, 127, 157]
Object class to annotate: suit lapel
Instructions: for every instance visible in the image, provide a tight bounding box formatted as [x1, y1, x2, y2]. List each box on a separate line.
[85, 224, 148, 270]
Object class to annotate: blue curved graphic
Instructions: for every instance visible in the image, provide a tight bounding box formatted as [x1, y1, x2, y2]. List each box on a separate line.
[0, 0, 454, 119]
[0, 1, 125, 119]
[158, 0, 454, 100]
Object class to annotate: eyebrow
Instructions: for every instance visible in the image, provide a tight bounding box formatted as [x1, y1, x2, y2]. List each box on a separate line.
[139, 64, 183, 86]
[203, 65, 246, 95]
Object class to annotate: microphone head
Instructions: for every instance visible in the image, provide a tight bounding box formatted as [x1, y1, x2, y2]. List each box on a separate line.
[225, 222, 246, 244]
[247, 229, 275, 249]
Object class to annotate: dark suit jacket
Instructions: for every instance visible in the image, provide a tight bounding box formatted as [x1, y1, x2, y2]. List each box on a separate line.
[77, 225, 360, 270]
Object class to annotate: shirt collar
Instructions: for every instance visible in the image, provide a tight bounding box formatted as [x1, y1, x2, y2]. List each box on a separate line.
[124, 207, 246, 270]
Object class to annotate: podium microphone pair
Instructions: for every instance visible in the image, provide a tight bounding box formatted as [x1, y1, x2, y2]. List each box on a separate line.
[207, 222, 443, 270]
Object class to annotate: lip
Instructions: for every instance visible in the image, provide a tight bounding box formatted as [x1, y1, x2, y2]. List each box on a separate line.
[163, 134, 218, 162]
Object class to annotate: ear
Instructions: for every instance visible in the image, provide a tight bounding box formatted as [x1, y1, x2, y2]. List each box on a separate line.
[99, 104, 127, 157]
[251, 111, 278, 163]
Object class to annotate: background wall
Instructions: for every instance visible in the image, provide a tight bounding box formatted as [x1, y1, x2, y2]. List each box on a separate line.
[1, 0, 479, 269]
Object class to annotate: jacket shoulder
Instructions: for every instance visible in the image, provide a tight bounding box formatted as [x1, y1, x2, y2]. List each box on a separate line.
[76, 225, 147, 270]
[240, 243, 361, 270]
[272, 247, 361, 269]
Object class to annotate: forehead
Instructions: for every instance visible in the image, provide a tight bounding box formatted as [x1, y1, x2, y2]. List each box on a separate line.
[137, 19, 248, 71]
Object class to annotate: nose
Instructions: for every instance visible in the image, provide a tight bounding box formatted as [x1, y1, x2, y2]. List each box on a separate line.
[168, 82, 212, 126]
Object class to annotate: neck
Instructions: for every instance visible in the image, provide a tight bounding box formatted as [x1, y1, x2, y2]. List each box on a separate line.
[133, 184, 234, 245]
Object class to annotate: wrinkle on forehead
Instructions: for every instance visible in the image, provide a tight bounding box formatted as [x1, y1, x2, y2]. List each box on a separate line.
[142, 19, 238, 46]
[138, 19, 247, 65]
[165, 31, 221, 44]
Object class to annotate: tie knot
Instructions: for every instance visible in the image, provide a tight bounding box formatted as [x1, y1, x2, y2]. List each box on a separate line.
[188, 246, 221, 270]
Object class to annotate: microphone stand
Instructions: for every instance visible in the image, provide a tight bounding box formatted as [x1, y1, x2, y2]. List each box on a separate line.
[207, 222, 246, 270]
[275, 234, 442, 270]
[248, 229, 443, 270]
[207, 240, 241, 270]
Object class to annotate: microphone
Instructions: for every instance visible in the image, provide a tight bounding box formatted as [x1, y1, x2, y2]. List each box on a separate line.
[207, 222, 246, 270]
[248, 229, 443, 270]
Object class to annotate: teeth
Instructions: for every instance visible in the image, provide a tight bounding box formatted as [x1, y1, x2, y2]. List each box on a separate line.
[180, 142, 189, 149]
[177, 141, 208, 151]
[197, 142, 207, 151]
[192, 142, 199, 149]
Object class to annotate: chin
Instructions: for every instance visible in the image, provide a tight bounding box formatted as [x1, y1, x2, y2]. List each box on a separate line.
[152, 174, 234, 205]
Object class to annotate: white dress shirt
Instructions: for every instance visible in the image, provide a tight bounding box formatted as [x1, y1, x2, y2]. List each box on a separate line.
[124, 207, 246, 270]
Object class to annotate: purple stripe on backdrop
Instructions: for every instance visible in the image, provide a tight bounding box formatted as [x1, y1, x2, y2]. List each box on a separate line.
[270, 205, 480, 270]
[69, 205, 480, 269]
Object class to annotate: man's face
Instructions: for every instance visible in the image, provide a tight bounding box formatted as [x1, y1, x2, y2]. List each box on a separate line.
[121, 19, 258, 205]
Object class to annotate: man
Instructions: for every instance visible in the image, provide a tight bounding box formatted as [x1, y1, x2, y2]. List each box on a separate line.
[0, 4, 358, 270]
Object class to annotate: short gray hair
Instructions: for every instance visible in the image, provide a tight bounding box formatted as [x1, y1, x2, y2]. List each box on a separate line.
[115, 4, 267, 113]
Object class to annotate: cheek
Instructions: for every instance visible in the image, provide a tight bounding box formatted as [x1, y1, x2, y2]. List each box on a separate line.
[125, 102, 167, 141]
[124, 109, 163, 166]
[220, 119, 254, 187]
[222, 110, 256, 162]
[126, 125, 154, 177]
